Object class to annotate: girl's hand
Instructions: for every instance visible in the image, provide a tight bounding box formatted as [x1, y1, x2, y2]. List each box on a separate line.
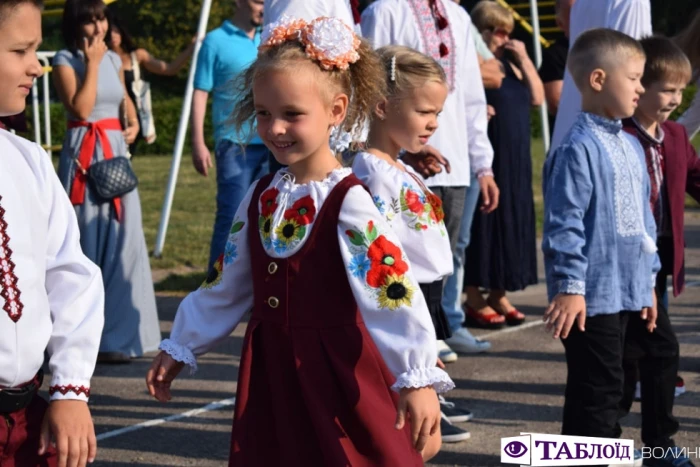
[504, 39, 529, 66]
[123, 124, 139, 144]
[81, 36, 107, 65]
[146, 351, 185, 402]
[396, 387, 441, 453]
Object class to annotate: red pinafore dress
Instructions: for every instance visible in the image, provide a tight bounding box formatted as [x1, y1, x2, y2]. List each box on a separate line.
[229, 173, 423, 466]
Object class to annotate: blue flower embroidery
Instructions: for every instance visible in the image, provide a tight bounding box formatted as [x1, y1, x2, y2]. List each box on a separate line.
[224, 240, 238, 265]
[348, 253, 371, 280]
[373, 195, 386, 215]
[272, 239, 288, 255]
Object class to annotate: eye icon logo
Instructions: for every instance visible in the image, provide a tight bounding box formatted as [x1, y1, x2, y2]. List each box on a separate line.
[504, 441, 528, 458]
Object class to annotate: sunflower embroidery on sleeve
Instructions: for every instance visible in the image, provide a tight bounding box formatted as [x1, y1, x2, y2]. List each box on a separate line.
[399, 182, 446, 235]
[201, 254, 224, 290]
[345, 221, 416, 310]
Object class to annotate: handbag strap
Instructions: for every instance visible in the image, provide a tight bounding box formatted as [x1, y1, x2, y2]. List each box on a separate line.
[131, 52, 141, 81]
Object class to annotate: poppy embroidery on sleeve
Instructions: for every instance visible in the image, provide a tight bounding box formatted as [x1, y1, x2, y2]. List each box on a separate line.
[345, 221, 415, 310]
[0, 196, 23, 323]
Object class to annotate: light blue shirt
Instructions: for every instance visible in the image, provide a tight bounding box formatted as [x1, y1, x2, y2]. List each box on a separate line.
[194, 20, 262, 145]
[542, 113, 661, 316]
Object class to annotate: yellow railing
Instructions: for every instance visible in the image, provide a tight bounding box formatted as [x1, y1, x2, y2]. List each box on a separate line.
[495, 0, 558, 48]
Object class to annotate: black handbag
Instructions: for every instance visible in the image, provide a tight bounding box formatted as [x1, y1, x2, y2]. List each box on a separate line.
[75, 156, 138, 201]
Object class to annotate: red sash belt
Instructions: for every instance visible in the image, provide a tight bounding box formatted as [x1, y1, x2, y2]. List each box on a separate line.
[68, 118, 123, 220]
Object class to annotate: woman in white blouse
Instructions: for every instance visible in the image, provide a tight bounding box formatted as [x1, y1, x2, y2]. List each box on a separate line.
[675, 10, 700, 139]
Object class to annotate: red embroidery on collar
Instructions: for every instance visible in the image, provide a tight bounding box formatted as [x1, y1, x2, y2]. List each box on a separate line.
[0, 196, 23, 323]
[49, 385, 91, 397]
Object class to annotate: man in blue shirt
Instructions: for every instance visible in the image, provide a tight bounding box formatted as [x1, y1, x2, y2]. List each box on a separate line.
[191, 0, 267, 270]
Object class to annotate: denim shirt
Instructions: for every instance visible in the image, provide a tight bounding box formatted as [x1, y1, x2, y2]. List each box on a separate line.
[542, 113, 661, 316]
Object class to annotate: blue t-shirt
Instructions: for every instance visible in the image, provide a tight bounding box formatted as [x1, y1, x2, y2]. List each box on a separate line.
[194, 20, 262, 145]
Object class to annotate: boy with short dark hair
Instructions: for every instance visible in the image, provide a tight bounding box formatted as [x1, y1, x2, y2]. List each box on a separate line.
[542, 28, 660, 442]
[0, 1, 105, 466]
[620, 35, 698, 467]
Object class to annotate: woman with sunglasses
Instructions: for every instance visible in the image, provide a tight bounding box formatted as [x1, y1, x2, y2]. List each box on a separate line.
[462, 0, 544, 329]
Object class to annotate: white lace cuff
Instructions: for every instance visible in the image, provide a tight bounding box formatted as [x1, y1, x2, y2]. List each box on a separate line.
[391, 367, 455, 394]
[556, 279, 586, 296]
[160, 339, 198, 374]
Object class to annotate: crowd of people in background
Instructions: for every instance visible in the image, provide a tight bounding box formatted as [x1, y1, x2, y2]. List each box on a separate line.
[0, 0, 699, 465]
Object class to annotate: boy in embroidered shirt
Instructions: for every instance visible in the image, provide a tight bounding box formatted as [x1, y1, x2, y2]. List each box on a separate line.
[0, 1, 104, 466]
[541, 28, 660, 440]
[619, 36, 699, 466]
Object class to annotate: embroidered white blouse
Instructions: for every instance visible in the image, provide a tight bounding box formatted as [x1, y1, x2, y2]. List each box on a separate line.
[550, 0, 652, 150]
[352, 152, 452, 284]
[0, 129, 104, 401]
[161, 168, 454, 393]
[361, 0, 494, 187]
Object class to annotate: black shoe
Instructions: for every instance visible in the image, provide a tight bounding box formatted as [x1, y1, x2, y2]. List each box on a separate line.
[97, 352, 131, 364]
[439, 396, 473, 423]
[440, 414, 471, 443]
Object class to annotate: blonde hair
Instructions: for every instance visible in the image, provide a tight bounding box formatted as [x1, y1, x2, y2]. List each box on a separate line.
[639, 36, 692, 87]
[673, 10, 700, 79]
[471, 0, 514, 33]
[376, 45, 447, 98]
[567, 28, 645, 91]
[232, 38, 385, 144]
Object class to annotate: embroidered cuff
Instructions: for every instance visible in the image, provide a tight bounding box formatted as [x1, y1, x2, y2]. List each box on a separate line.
[160, 339, 198, 374]
[556, 279, 586, 296]
[48, 378, 91, 402]
[475, 168, 494, 179]
[391, 367, 455, 394]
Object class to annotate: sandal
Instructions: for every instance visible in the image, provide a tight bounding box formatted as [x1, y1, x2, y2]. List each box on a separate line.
[463, 304, 506, 329]
[487, 298, 526, 326]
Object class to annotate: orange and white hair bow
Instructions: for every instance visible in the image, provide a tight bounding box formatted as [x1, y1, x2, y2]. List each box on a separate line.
[260, 16, 361, 71]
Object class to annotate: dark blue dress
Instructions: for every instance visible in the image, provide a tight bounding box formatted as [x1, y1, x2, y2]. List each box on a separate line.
[464, 59, 538, 291]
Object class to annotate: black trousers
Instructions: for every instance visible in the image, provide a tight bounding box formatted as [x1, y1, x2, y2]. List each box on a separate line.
[619, 275, 680, 449]
[561, 312, 632, 439]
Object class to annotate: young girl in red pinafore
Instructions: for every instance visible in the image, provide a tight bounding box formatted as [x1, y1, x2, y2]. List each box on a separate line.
[146, 16, 453, 466]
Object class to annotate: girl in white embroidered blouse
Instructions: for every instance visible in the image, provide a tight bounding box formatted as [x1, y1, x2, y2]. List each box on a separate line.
[146, 16, 453, 464]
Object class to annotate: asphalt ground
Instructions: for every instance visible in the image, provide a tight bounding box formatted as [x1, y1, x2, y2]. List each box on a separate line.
[41, 212, 700, 466]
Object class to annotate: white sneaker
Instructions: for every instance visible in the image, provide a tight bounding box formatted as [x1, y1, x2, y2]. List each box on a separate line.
[445, 328, 491, 354]
[437, 340, 458, 363]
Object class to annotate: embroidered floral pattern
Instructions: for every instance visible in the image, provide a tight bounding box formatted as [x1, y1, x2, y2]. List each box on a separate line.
[201, 254, 224, 289]
[399, 183, 446, 234]
[258, 189, 317, 255]
[284, 195, 316, 225]
[260, 188, 279, 217]
[588, 115, 647, 238]
[0, 197, 22, 323]
[49, 385, 91, 397]
[224, 220, 245, 266]
[345, 221, 416, 310]
[406, 0, 456, 90]
[373, 195, 386, 215]
[557, 279, 586, 296]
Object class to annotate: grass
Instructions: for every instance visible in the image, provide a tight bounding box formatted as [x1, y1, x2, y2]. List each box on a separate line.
[125, 134, 700, 291]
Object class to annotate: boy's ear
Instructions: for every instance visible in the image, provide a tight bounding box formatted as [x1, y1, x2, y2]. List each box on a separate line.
[589, 69, 606, 92]
[330, 93, 349, 127]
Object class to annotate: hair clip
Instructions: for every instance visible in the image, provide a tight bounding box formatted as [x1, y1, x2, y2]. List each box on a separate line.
[390, 55, 397, 82]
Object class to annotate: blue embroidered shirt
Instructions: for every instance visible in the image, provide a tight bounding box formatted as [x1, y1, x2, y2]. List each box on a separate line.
[542, 113, 661, 316]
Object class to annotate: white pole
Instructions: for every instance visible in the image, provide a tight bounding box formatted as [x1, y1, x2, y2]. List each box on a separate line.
[153, 0, 213, 258]
[529, 0, 550, 154]
[31, 79, 41, 147]
[42, 60, 52, 157]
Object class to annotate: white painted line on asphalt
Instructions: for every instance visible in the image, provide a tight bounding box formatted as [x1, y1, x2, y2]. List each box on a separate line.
[96, 397, 236, 442]
[478, 319, 544, 340]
